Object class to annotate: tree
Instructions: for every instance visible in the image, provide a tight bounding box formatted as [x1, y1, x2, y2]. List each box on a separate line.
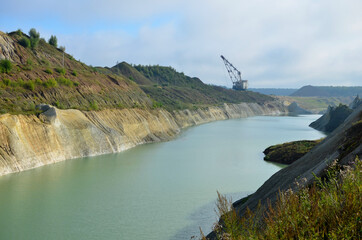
[19, 37, 30, 48]
[28, 28, 40, 49]
[0, 59, 13, 74]
[29, 28, 40, 39]
[48, 35, 57, 47]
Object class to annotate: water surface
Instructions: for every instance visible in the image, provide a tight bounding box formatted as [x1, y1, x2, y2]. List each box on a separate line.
[0, 115, 325, 239]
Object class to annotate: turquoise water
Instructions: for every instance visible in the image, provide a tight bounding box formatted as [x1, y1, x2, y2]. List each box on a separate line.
[0, 115, 325, 240]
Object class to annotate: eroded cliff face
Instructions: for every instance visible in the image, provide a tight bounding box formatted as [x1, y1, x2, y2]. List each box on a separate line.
[0, 101, 286, 176]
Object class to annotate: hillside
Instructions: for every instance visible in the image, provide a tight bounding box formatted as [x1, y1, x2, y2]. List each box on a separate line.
[208, 102, 362, 239]
[110, 63, 274, 111]
[291, 85, 362, 97]
[310, 104, 354, 133]
[0, 30, 150, 114]
[0, 30, 275, 114]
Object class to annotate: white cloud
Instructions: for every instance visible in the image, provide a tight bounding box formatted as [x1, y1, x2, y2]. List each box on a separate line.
[2, 0, 362, 87]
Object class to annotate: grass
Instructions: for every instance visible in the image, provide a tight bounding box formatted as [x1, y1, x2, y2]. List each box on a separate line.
[207, 156, 362, 240]
[264, 139, 323, 164]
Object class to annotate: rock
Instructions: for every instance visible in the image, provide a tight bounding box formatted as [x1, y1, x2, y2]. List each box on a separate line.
[287, 102, 312, 115]
[310, 104, 353, 133]
[349, 95, 362, 110]
[0, 101, 287, 176]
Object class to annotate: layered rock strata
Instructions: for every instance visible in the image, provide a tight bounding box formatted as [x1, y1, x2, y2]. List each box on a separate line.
[0, 101, 286, 176]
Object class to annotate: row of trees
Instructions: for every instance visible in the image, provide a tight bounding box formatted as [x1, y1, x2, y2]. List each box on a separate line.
[18, 28, 60, 50]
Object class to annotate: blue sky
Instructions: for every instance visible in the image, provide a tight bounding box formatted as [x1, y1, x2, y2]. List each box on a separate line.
[1, 0, 362, 88]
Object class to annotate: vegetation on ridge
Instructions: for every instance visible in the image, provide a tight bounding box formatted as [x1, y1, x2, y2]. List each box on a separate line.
[205, 157, 362, 240]
[263, 139, 323, 165]
[0, 28, 275, 115]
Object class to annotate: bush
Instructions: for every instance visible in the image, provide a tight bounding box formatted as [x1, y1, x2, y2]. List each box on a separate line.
[210, 157, 362, 240]
[55, 67, 66, 75]
[30, 37, 39, 49]
[29, 28, 40, 49]
[43, 78, 58, 88]
[0, 59, 12, 73]
[2, 78, 11, 86]
[59, 46, 65, 52]
[45, 68, 53, 74]
[89, 101, 98, 111]
[71, 70, 77, 76]
[19, 37, 30, 48]
[56, 77, 73, 87]
[29, 28, 40, 39]
[22, 81, 35, 91]
[48, 35, 57, 47]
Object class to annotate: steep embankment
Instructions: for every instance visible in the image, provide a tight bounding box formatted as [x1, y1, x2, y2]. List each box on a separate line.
[234, 104, 361, 216]
[0, 101, 286, 176]
[207, 102, 361, 239]
[310, 104, 353, 133]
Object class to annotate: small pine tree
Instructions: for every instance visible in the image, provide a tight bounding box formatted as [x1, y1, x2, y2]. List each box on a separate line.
[48, 35, 57, 47]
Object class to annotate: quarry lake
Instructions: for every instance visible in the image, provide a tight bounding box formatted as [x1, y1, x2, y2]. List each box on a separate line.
[0, 115, 325, 240]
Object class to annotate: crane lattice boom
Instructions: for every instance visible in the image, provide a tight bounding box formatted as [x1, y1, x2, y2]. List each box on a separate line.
[220, 55, 248, 91]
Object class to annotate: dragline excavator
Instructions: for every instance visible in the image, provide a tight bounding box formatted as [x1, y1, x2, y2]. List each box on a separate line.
[220, 55, 248, 90]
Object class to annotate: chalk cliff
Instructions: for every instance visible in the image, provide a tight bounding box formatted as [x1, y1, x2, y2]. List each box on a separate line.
[0, 101, 286, 176]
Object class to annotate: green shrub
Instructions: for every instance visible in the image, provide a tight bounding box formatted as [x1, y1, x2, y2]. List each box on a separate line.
[30, 38, 39, 49]
[56, 77, 73, 87]
[19, 37, 30, 48]
[43, 78, 58, 88]
[35, 78, 43, 85]
[2, 78, 11, 86]
[59, 46, 65, 52]
[15, 29, 23, 36]
[48, 35, 57, 47]
[73, 81, 79, 87]
[89, 101, 98, 111]
[0, 59, 12, 73]
[29, 28, 40, 49]
[71, 70, 77, 76]
[22, 81, 35, 91]
[44, 68, 53, 74]
[55, 67, 66, 75]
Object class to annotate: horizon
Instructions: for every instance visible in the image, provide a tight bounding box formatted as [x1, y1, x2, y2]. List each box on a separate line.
[1, 0, 362, 88]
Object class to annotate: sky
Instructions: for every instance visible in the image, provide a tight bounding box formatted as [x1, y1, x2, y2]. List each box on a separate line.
[1, 0, 362, 88]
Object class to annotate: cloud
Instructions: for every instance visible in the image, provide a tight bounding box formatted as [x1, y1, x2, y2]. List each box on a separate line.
[1, 0, 362, 87]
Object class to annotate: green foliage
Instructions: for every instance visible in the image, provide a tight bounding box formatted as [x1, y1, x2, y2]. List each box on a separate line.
[22, 81, 35, 91]
[59, 46, 65, 52]
[152, 100, 163, 109]
[29, 28, 40, 39]
[55, 67, 66, 75]
[48, 35, 57, 47]
[15, 29, 23, 36]
[264, 139, 323, 164]
[211, 157, 362, 240]
[89, 101, 98, 110]
[29, 28, 40, 49]
[19, 37, 30, 48]
[2, 78, 11, 86]
[43, 78, 58, 88]
[44, 68, 53, 74]
[56, 77, 74, 87]
[71, 70, 77, 76]
[0, 59, 13, 74]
